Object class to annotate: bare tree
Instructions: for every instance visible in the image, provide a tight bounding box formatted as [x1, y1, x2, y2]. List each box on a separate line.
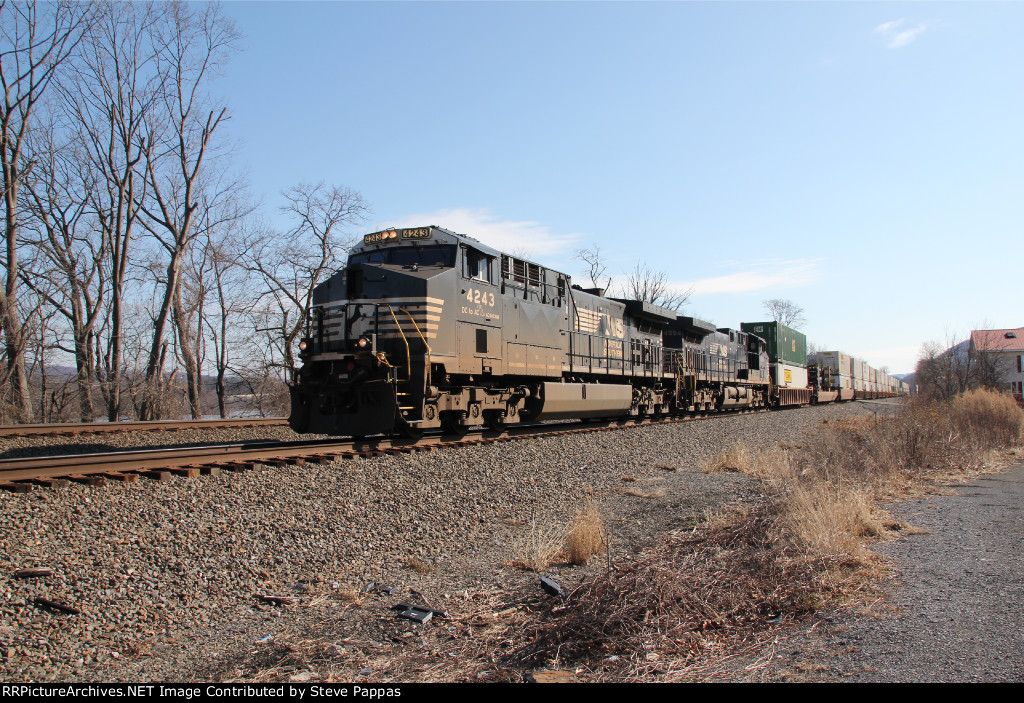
[761, 298, 807, 329]
[916, 333, 974, 400]
[136, 2, 239, 419]
[621, 261, 692, 312]
[233, 301, 292, 418]
[19, 122, 105, 421]
[64, 0, 166, 421]
[573, 244, 612, 292]
[246, 183, 369, 377]
[806, 340, 827, 364]
[173, 195, 252, 418]
[0, 0, 90, 422]
[203, 227, 249, 418]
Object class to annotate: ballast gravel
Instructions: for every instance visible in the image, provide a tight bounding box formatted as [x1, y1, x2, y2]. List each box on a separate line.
[0, 405, 870, 682]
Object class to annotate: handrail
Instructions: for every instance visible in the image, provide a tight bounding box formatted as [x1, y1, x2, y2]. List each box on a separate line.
[386, 306, 412, 381]
[398, 307, 432, 386]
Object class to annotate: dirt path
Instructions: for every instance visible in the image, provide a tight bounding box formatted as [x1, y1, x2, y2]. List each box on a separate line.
[766, 462, 1024, 682]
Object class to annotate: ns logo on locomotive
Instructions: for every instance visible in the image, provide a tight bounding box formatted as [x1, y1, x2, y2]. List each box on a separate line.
[288, 226, 897, 439]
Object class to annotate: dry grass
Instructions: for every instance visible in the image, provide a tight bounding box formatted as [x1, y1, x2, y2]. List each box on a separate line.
[621, 487, 668, 499]
[701, 441, 789, 481]
[502, 505, 878, 682]
[508, 516, 568, 572]
[334, 588, 366, 606]
[564, 500, 607, 566]
[509, 501, 610, 571]
[706, 441, 890, 559]
[952, 388, 1024, 451]
[700, 441, 755, 473]
[405, 556, 434, 574]
[483, 390, 1024, 681]
[779, 482, 885, 559]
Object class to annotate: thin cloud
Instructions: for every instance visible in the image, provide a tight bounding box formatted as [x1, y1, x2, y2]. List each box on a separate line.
[388, 208, 582, 260]
[684, 258, 824, 296]
[875, 19, 929, 49]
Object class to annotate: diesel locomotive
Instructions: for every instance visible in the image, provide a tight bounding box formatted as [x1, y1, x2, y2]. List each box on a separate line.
[288, 226, 774, 438]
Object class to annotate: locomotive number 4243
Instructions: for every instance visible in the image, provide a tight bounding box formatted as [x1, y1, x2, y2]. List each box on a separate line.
[466, 288, 496, 307]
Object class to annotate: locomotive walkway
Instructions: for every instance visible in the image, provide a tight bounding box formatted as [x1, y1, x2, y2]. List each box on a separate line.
[762, 460, 1024, 682]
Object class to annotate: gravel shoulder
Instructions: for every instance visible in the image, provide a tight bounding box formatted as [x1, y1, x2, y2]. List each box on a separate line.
[17, 402, 1008, 683]
[757, 459, 1024, 683]
[3, 405, 873, 682]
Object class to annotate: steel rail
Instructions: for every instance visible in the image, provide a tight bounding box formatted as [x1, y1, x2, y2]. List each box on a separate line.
[0, 408, 769, 489]
[0, 417, 288, 438]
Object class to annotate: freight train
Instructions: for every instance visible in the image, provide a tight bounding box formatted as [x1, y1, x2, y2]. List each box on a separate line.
[288, 226, 904, 438]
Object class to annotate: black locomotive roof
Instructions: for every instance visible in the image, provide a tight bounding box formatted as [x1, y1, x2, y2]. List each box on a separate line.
[610, 298, 678, 325]
[667, 316, 719, 338]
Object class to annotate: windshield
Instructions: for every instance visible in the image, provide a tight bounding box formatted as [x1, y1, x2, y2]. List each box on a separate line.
[348, 244, 456, 268]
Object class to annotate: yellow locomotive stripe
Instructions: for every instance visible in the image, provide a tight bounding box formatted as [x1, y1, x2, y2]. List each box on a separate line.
[317, 298, 445, 310]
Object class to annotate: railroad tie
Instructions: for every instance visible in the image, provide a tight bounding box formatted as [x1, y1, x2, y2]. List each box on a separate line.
[168, 467, 201, 479]
[102, 472, 138, 483]
[0, 482, 34, 493]
[30, 478, 70, 488]
[67, 474, 105, 486]
[220, 462, 256, 472]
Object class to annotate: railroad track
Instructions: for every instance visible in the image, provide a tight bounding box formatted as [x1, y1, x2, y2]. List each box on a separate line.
[0, 417, 288, 438]
[0, 409, 769, 492]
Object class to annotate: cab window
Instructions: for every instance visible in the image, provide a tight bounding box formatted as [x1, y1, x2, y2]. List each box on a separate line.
[348, 245, 455, 268]
[464, 247, 493, 283]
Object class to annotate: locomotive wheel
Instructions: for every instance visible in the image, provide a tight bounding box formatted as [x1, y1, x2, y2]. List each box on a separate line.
[441, 411, 469, 438]
[484, 410, 506, 432]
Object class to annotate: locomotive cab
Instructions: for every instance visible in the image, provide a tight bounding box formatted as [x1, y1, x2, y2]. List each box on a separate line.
[290, 227, 464, 436]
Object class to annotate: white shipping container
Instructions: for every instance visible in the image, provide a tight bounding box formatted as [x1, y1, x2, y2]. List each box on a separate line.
[816, 351, 853, 377]
[852, 359, 867, 380]
[773, 362, 808, 389]
[825, 373, 854, 391]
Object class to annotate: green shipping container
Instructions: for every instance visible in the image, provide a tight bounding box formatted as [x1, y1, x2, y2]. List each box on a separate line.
[741, 321, 807, 368]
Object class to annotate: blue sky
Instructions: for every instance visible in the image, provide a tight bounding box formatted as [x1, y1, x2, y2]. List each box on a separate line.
[217, 1, 1023, 374]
